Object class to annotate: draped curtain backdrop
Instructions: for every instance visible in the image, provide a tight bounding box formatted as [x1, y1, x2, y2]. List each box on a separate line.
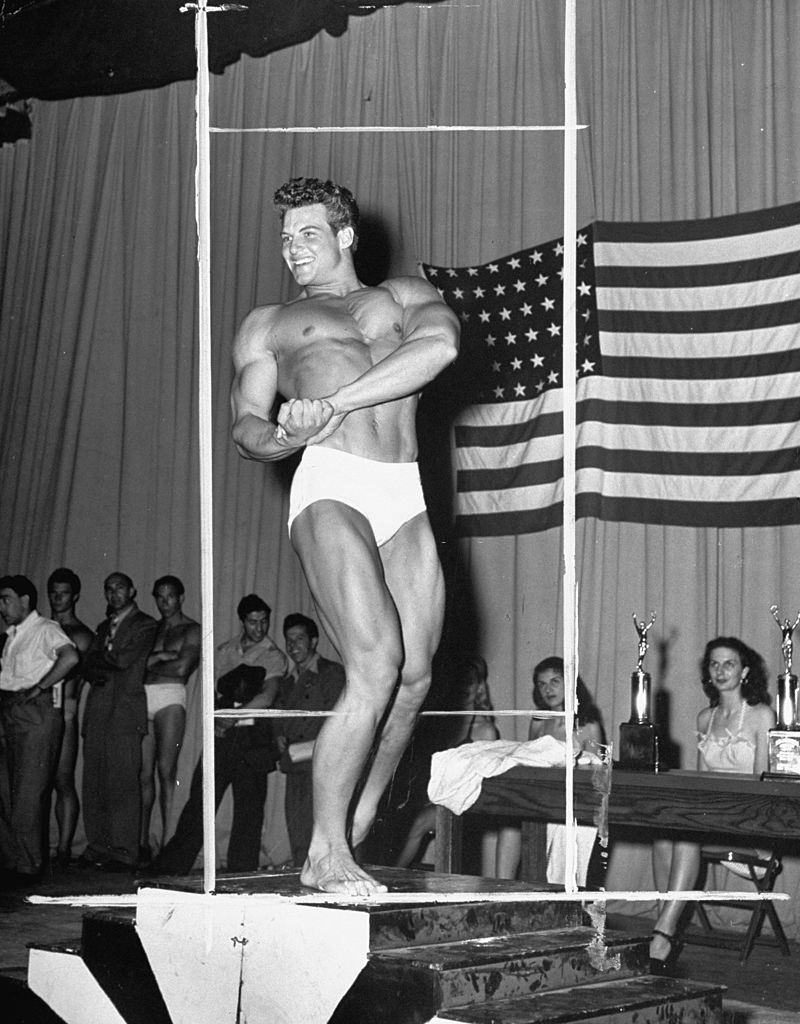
[2, 0, 799, 930]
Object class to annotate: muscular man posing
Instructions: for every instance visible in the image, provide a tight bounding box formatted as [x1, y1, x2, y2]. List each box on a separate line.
[231, 177, 459, 895]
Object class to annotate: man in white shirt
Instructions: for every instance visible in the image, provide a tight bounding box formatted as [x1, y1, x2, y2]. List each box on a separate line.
[0, 574, 78, 883]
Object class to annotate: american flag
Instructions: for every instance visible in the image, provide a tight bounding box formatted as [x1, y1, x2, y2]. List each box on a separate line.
[422, 229, 600, 536]
[423, 201, 800, 537]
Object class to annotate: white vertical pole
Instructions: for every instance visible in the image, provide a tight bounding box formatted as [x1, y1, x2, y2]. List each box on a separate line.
[194, 1, 217, 894]
[561, 0, 578, 893]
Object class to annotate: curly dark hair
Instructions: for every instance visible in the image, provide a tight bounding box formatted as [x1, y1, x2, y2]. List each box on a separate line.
[532, 655, 604, 734]
[701, 636, 771, 707]
[47, 567, 81, 597]
[273, 177, 360, 248]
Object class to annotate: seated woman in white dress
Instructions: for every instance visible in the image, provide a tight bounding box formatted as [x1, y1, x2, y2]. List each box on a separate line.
[484, 656, 605, 881]
[649, 636, 774, 974]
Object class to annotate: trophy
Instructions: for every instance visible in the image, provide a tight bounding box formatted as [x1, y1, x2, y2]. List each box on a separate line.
[766, 604, 800, 778]
[618, 611, 660, 771]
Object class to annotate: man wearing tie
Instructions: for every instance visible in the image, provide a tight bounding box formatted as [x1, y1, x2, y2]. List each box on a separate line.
[79, 573, 157, 871]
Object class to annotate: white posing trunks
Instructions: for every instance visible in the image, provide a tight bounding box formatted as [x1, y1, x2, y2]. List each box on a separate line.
[288, 446, 426, 547]
[145, 682, 187, 720]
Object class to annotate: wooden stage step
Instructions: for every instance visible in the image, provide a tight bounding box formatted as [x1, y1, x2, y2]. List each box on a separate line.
[329, 926, 650, 1023]
[433, 976, 725, 1024]
[16, 867, 725, 1024]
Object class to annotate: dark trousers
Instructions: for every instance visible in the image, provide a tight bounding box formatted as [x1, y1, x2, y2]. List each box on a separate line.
[157, 728, 270, 874]
[0, 690, 64, 875]
[285, 771, 313, 868]
[82, 714, 142, 866]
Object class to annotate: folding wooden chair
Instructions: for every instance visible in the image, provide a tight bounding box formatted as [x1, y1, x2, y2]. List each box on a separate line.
[688, 845, 791, 962]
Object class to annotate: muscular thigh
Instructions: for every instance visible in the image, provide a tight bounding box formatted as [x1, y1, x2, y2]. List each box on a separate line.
[380, 511, 444, 679]
[153, 705, 187, 766]
[290, 499, 402, 671]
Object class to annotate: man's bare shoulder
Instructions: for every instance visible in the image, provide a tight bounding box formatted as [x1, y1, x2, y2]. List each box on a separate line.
[234, 298, 312, 360]
[174, 617, 201, 641]
[233, 304, 283, 357]
[63, 619, 94, 653]
[378, 275, 444, 307]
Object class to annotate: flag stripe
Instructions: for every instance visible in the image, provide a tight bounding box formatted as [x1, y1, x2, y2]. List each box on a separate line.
[603, 348, 800, 381]
[595, 250, 800, 289]
[458, 420, 795, 468]
[597, 273, 800, 312]
[576, 420, 798, 455]
[601, 323, 799, 359]
[575, 495, 800, 529]
[599, 298, 800, 335]
[457, 506, 566, 537]
[579, 371, 800, 410]
[593, 200, 800, 245]
[423, 201, 800, 536]
[459, 452, 800, 493]
[458, 458, 564, 491]
[576, 466, 800, 501]
[579, 395, 799, 428]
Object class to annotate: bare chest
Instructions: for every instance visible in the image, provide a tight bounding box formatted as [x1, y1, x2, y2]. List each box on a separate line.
[278, 288, 403, 363]
[154, 623, 189, 654]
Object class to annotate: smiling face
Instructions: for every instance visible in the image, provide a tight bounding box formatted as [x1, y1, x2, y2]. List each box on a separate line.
[284, 624, 318, 671]
[280, 203, 354, 289]
[242, 609, 269, 646]
[534, 667, 565, 711]
[707, 645, 748, 695]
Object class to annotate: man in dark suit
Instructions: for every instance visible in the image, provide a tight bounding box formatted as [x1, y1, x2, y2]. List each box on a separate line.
[79, 572, 157, 870]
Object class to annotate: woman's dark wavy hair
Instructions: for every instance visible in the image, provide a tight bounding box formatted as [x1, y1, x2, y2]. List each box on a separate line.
[532, 655, 604, 736]
[701, 636, 771, 707]
[273, 177, 360, 248]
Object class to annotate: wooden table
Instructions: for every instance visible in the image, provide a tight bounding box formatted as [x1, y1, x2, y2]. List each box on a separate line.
[434, 766, 800, 882]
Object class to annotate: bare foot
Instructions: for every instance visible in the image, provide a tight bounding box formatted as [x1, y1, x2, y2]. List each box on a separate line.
[300, 846, 388, 897]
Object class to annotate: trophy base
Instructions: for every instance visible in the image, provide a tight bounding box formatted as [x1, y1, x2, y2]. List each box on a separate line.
[766, 729, 800, 778]
[618, 721, 660, 772]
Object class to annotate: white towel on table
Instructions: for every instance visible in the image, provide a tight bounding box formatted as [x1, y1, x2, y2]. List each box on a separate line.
[427, 736, 599, 885]
[428, 736, 568, 814]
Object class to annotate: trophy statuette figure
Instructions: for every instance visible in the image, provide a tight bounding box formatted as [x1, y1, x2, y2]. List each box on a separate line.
[766, 604, 800, 778]
[619, 611, 660, 771]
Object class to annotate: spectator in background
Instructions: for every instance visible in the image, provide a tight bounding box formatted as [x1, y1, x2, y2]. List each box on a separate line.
[274, 613, 345, 868]
[485, 656, 605, 881]
[47, 568, 93, 868]
[79, 573, 157, 871]
[649, 636, 774, 974]
[0, 574, 77, 884]
[139, 575, 200, 863]
[151, 594, 288, 875]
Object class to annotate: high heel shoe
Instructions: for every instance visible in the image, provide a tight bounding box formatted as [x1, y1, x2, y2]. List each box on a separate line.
[649, 928, 684, 975]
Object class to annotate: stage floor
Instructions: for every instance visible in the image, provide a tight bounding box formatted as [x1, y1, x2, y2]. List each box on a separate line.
[0, 862, 797, 1017]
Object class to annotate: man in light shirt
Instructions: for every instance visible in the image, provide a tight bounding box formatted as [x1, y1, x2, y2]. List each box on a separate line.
[0, 574, 78, 883]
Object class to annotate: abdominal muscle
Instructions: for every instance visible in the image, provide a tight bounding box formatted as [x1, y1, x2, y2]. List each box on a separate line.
[316, 399, 420, 463]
